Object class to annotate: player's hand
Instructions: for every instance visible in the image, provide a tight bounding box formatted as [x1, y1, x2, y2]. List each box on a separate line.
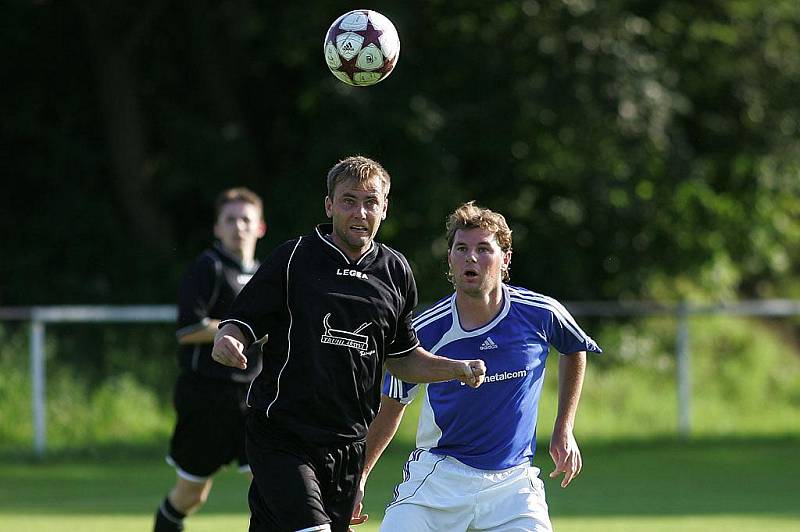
[211, 335, 248, 370]
[549, 426, 582, 488]
[349, 483, 369, 529]
[457, 359, 486, 388]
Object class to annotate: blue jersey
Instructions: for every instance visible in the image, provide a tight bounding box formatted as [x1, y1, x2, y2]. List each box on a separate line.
[383, 284, 602, 470]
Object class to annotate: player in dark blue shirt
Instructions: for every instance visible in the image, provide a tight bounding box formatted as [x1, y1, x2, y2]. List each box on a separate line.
[212, 156, 487, 532]
[356, 202, 602, 531]
[154, 188, 266, 532]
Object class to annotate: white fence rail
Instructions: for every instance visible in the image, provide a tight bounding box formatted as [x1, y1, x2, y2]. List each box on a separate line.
[1, 301, 799, 457]
[0, 306, 176, 457]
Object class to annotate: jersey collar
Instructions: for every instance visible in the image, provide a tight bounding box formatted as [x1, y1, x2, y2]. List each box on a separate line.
[314, 223, 377, 266]
[451, 284, 511, 335]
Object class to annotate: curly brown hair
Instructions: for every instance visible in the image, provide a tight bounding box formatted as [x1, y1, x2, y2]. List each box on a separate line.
[446, 201, 513, 281]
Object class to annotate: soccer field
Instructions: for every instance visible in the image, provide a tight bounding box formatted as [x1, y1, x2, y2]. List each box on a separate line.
[0, 437, 797, 532]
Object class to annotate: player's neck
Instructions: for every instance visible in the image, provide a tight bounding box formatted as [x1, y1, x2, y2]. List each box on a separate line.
[327, 232, 372, 262]
[455, 285, 503, 330]
[221, 243, 256, 269]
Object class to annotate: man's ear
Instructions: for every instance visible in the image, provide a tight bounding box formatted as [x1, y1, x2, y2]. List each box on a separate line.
[503, 250, 512, 270]
[324, 196, 333, 218]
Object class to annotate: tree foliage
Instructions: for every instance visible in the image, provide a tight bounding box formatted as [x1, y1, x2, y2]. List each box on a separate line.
[2, 0, 798, 304]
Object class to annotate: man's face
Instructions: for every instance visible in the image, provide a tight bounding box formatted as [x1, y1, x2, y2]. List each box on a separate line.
[324, 176, 388, 259]
[448, 228, 511, 297]
[214, 201, 265, 256]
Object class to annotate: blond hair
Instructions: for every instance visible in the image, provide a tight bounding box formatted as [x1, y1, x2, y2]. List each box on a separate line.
[326, 155, 391, 197]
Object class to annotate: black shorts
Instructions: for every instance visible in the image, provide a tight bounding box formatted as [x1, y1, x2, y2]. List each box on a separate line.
[245, 412, 365, 532]
[168, 371, 250, 479]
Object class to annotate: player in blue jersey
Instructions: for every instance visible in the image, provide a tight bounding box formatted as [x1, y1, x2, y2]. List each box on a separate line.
[352, 201, 602, 531]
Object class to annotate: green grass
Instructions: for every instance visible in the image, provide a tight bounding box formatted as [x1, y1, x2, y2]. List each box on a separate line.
[1, 318, 799, 530]
[1, 437, 797, 532]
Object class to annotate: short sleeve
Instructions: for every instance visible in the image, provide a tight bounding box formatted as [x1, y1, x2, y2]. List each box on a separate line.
[382, 370, 421, 405]
[385, 255, 420, 358]
[546, 299, 602, 355]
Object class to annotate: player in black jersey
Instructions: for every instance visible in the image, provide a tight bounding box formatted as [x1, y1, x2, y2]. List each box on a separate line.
[212, 156, 487, 532]
[154, 188, 266, 532]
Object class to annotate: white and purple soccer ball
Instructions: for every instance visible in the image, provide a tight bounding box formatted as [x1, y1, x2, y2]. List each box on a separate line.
[323, 10, 400, 87]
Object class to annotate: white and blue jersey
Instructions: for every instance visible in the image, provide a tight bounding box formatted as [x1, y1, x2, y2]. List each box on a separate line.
[383, 284, 602, 471]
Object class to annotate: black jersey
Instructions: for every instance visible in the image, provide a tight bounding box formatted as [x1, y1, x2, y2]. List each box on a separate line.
[222, 224, 419, 446]
[176, 241, 262, 382]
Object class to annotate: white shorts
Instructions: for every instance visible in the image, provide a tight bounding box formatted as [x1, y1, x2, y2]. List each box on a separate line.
[380, 449, 552, 532]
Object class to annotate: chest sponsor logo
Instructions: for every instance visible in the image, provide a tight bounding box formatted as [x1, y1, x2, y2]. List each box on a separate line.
[337, 268, 369, 280]
[320, 313, 371, 352]
[460, 368, 528, 386]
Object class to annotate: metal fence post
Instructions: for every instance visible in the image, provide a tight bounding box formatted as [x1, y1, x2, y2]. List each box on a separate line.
[676, 301, 691, 439]
[30, 311, 47, 458]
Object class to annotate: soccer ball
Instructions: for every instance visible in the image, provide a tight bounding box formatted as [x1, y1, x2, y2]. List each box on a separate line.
[323, 10, 400, 87]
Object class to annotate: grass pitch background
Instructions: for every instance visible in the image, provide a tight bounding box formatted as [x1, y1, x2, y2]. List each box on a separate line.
[0, 437, 797, 531]
[1, 316, 799, 530]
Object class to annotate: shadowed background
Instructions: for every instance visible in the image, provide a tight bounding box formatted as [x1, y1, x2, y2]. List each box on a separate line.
[1, 0, 799, 530]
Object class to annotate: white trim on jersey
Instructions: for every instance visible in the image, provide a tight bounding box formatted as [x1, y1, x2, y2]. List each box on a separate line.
[387, 340, 421, 358]
[387, 373, 403, 400]
[264, 237, 304, 417]
[218, 318, 258, 343]
[415, 388, 444, 455]
[508, 287, 591, 344]
[413, 295, 452, 322]
[314, 225, 374, 265]
[425, 289, 512, 353]
[296, 525, 331, 532]
[412, 295, 454, 330]
[387, 374, 423, 404]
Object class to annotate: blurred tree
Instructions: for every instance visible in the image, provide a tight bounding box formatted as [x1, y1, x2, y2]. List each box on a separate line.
[1, 0, 798, 305]
[77, 0, 176, 253]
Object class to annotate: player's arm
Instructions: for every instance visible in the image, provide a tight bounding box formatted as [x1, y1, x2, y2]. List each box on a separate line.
[351, 395, 407, 526]
[385, 346, 486, 388]
[177, 318, 221, 345]
[549, 350, 586, 488]
[176, 255, 220, 346]
[211, 323, 251, 370]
